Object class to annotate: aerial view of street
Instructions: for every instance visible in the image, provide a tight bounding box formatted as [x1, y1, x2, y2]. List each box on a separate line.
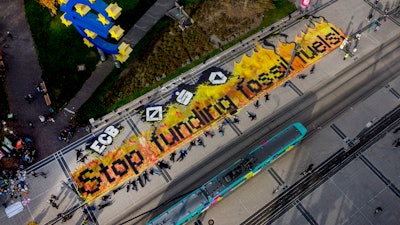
[0, 0, 400, 224]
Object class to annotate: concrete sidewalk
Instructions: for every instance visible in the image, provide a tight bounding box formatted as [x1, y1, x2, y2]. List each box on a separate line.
[1, 0, 399, 224]
[0, 0, 178, 161]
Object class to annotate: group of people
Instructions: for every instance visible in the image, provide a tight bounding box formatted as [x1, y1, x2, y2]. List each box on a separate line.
[1, 137, 37, 165]
[1, 170, 30, 208]
[58, 127, 75, 142]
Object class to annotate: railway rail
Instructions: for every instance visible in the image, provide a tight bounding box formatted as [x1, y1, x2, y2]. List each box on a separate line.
[241, 104, 400, 225]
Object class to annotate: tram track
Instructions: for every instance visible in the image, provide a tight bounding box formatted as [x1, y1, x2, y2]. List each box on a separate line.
[241, 105, 400, 225]
[118, 30, 400, 225]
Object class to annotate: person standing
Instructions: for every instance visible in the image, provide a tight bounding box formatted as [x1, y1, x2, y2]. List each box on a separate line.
[343, 52, 350, 60]
[310, 65, 315, 74]
[6, 31, 13, 40]
[264, 93, 270, 102]
[233, 115, 240, 123]
[169, 152, 176, 162]
[48, 195, 58, 209]
[374, 207, 383, 214]
[197, 137, 206, 147]
[384, 8, 389, 22]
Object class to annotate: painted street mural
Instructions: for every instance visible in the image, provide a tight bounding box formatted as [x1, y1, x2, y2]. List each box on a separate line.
[72, 18, 345, 202]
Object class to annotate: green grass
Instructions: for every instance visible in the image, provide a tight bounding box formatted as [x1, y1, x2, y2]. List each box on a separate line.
[75, 18, 172, 123]
[24, 0, 157, 109]
[104, 0, 156, 30]
[25, 0, 98, 108]
[76, 0, 296, 124]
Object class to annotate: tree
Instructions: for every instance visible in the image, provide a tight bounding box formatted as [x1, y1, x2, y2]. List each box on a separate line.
[36, 0, 58, 15]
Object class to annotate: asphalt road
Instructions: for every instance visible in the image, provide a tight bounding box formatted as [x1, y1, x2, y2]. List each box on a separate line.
[112, 31, 400, 225]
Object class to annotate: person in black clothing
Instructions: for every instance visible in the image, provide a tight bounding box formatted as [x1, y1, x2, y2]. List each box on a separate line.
[247, 111, 257, 121]
[264, 93, 270, 102]
[233, 115, 240, 123]
[170, 152, 176, 162]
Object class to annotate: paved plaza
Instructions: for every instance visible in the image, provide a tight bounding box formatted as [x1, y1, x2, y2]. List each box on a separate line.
[202, 75, 400, 225]
[1, 0, 400, 225]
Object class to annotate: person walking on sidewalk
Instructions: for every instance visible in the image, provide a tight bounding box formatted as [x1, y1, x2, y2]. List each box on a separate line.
[384, 8, 389, 22]
[6, 31, 13, 40]
[48, 195, 59, 209]
[247, 111, 257, 121]
[31, 171, 47, 178]
[367, 13, 373, 22]
[169, 152, 176, 162]
[197, 137, 206, 147]
[310, 65, 315, 74]
[233, 115, 240, 123]
[264, 93, 270, 102]
[218, 124, 225, 136]
[204, 130, 214, 138]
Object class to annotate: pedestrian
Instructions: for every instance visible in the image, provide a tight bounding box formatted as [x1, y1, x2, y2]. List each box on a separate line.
[353, 39, 359, 52]
[298, 74, 307, 79]
[33, 171, 47, 178]
[310, 65, 315, 74]
[143, 170, 151, 182]
[254, 100, 260, 108]
[28, 121, 34, 128]
[36, 84, 43, 93]
[98, 201, 113, 209]
[374, 207, 383, 214]
[264, 93, 270, 102]
[218, 126, 225, 136]
[301, 164, 314, 175]
[197, 137, 206, 147]
[288, 13, 292, 20]
[149, 167, 161, 176]
[78, 154, 88, 163]
[137, 175, 145, 187]
[76, 149, 83, 161]
[6, 31, 13, 40]
[367, 13, 373, 22]
[169, 152, 176, 162]
[247, 111, 257, 121]
[374, 0, 379, 7]
[312, 3, 317, 10]
[306, 163, 314, 173]
[24, 94, 34, 104]
[130, 179, 138, 191]
[374, 22, 381, 32]
[384, 8, 389, 22]
[48, 195, 58, 209]
[208, 131, 214, 137]
[343, 52, 350, 60]
[392, 138, 400, 148]
[177, 151, 185, 161]
[158, 160, 171, 169]
[394, 127, 400, 134]
[31, 171, 38, 177]
[39, 115, 46, 123]
[101, 195, 111, 201]
[233, 115, 240, 123]
[112, 184, 126, 194]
